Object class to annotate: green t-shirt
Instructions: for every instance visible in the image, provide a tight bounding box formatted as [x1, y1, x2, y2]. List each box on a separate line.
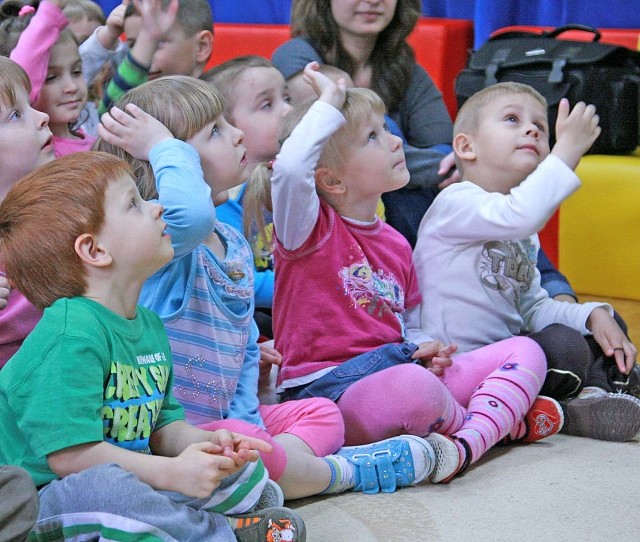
[0, 297, 184, 487]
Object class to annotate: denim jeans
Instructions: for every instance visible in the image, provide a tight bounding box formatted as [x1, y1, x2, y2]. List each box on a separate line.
[280, 342, 419, 403]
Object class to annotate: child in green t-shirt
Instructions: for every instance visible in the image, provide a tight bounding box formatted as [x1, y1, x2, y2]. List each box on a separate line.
[0, 152, 305, 542]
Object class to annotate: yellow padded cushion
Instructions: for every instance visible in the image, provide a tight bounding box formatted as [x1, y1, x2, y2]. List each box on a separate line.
[559, 154, 640, 300]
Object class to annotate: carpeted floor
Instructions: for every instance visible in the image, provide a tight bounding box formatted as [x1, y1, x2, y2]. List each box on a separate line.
[287, 293, 640, 542]
[289, 433, 640, 541]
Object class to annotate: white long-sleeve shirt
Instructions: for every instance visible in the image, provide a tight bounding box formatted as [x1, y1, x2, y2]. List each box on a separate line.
[409, 154, 610, 351]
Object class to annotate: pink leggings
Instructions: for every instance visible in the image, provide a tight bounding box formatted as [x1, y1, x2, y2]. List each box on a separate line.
[336, 337, 546, 464]
[198, 397, 344, 481]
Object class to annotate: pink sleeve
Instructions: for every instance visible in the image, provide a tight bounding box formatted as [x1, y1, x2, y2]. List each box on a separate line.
[0, 288, 42, 368]
[9, 0, 68, 103]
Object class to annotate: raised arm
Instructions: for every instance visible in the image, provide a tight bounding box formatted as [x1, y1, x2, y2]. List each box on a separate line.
[10, 0, 68, 103]
[271, 62, 346, 250]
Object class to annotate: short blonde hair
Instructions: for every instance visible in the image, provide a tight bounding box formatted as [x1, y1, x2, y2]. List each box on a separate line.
[454, 82, 548, 137]
[96, 75, 225, 200]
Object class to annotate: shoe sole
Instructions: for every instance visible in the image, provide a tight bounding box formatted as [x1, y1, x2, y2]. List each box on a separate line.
[561, 393, 640, 441]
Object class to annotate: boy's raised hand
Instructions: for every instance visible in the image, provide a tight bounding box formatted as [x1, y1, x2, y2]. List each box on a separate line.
[552, 98, 601, 170]
[134, 0, 179, 41]
[98, 103, 173, 160]
[302, 61, 347, 110]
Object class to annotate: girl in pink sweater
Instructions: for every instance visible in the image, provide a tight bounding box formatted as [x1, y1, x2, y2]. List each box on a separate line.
[0, 0, 95, 156]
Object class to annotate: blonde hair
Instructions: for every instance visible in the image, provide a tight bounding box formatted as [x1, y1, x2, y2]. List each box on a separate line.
[95, 76, 225, 200]
[243, 88, 386, 247]
[0, 56, 30, 111]
[454, 82, 548, 137]
[63, 0, 106, 24]
[200, 55, 273, 120]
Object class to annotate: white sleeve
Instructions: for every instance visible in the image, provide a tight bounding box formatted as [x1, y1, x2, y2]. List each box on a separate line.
[437, 154, 581, 243]
[405, 304, 436, 344]
[271, 100, 346, 250]
[79, 27, 127, 85]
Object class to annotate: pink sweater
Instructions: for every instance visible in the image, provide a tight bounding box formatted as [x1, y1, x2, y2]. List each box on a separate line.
[0, 289, 41, 369]
[273, 199, 422, 386]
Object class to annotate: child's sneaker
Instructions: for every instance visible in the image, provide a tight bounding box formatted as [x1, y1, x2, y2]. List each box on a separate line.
[252, 480, 284, 511]
[335, 435, 435, 494]
[560, 387, 640, 441]
[424, 433, 466, 484]
[231, 507, 306, 542]
[521, 395, 565, 443]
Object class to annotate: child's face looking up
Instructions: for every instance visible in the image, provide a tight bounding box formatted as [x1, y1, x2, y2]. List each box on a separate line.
[227, 66, 292, 166]
[98, 175, 173, 278]
[187, 115, 249, 197]
[0, 86, 53, 200]
[466, 92, 550, 193]
[333, 111, 409, 198]
[33, 36, 87, 137]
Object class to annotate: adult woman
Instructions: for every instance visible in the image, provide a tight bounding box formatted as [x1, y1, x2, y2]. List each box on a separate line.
[272, 0, 455, 247]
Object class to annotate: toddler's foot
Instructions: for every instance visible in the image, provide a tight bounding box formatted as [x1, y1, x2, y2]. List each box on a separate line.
[252, 479, 284, 511]
[326, 434, 435, 494]
[521, 395, 565, 443]
[560, 387, 640, 441]
[231, 507, 306, 542]
[424, 433, 469, 484]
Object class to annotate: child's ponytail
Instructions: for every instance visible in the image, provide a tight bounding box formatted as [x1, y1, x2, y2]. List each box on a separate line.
[242, 161, 274, 259]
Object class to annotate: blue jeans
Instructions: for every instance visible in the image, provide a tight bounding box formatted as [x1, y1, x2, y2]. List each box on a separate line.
[280, 343, 419, 403]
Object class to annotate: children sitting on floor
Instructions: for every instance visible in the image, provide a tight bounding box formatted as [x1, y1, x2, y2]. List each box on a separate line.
[410, 82, 640, 442]
[0, 151, 305, 541]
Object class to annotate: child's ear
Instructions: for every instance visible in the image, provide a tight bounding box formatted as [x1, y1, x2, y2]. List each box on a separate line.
[195, 30, 213, 65]
[453, 132, 477, 162]
[315, 167, 346, 195]
[74, 233, 112, 268]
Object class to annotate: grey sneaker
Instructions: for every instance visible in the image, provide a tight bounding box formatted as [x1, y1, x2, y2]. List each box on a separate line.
[424, 433, 462, 483]
[231, 507, 306, 542]
[561, 387, 640, 441]
[252, 479, 284, 511]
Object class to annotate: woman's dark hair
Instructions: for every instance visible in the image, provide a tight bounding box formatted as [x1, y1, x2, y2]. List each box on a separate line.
[290, 0, 421, 112]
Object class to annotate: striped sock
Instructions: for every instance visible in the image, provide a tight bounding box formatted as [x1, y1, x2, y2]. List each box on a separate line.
[453, 361, 542, 464]
[321, 455, 355, 494]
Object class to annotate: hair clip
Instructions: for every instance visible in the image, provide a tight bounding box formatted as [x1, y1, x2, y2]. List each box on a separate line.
[18, 5, 36, 16]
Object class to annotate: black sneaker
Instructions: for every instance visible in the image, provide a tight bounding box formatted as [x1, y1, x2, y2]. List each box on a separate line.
[231, 507, 306, 542]
[560, 387, 640, 441]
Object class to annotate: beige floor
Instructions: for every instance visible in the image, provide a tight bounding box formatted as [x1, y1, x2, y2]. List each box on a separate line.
[290, 433, 640, 542]
[288, 294, 640, 542]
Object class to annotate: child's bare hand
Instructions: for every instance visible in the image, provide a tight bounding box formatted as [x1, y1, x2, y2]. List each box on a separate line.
[259, 340, 282, 375]
[0, 276, 10, 310]
[98, 103, 173, 160]
[134, 0, 178, 42]
[105, 1, 128, 38]
[171, 442, 236, 498]
[209, 429, 272, 468]
[412, 341, 457, 376]
[552, 98, 601, 170]
[302, 61, 347, 110]
[587, 307, 637, 374]
[436, 151, 461, 189]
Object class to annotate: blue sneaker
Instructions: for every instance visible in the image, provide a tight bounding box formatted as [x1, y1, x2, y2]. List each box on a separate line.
[336, 435, 435, 494]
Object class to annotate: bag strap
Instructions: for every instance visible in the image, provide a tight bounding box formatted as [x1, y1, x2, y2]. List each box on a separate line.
[543, 24, 602, 42]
